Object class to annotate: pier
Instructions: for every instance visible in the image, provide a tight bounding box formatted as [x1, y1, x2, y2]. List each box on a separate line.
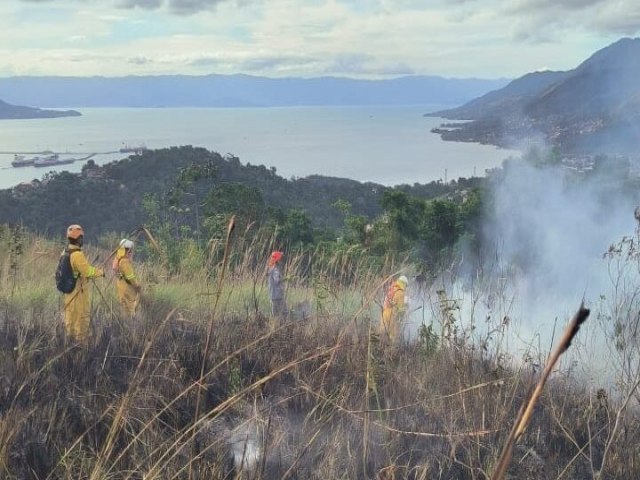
[0, 150, 119, 155]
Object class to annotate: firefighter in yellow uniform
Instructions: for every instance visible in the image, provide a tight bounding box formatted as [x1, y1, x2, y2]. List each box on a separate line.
[379, 275, 408, 345]
[64, 225, 104, 344]
[113, 239, 141, 316]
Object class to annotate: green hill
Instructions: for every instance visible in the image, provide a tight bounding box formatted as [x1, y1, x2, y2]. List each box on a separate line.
[0, 145, 478, 239]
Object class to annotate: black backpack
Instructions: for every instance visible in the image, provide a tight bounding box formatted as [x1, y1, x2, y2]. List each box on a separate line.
[55, 248, 77, 294]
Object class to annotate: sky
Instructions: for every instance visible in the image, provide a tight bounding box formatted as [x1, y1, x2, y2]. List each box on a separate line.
[0, 0, 638, 79]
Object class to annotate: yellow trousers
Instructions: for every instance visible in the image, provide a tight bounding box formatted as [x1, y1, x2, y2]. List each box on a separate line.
[64, 281, 91, 343]
[117, 278, 139, 316]
[379, 308, 401, 344]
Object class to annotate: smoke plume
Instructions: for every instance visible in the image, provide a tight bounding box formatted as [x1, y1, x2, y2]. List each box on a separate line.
[408, 152, 640, 378]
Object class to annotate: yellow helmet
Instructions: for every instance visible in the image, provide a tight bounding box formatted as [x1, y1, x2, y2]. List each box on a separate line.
[67, 224, 84, 240]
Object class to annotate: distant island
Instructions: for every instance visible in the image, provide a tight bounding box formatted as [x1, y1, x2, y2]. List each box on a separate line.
[0, 99, 81, 120]
[0, 74, 509, 109]
[427, 37, 640, 155]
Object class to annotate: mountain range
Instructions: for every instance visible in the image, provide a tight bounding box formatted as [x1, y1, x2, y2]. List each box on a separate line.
[0, 74, 508, 110]
[0, 99, 80, 120]
[428, 37, 640, 154]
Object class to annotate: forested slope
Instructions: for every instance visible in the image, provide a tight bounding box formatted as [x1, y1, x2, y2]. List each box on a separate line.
[0, 145, 479, 238]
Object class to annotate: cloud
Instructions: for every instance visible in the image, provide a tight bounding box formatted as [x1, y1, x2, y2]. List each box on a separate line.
[188, 54, 316, 71]
[188, 56, 221, 67]
[183, 50, 415, 76]
[240, 55, 317, 72]
[118, 0, 239, 15]
[503, 0, 640, 40]
[5, 0, 639, 78]
[590, 5, 640, 35]
[119, 0, 163, 9]
[505, 0, 606, 13]
[128, 56, 153, 64]
[325, 54, 415, 76]
[20, 0, 242, 14]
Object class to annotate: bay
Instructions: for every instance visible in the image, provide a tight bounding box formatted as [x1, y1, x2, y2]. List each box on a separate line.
[0, 106, 518, 190]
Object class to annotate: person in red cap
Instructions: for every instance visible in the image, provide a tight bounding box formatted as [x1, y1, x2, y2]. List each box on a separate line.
[267, 250, 286, 321]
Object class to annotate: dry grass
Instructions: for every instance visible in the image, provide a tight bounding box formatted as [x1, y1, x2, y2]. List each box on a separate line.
[0, 229, 640, 479]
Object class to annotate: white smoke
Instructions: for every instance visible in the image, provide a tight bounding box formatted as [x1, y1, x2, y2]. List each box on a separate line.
[487, 158, 635, 323]
[406, 154, 640, 381]
[227, 421, 262, 477]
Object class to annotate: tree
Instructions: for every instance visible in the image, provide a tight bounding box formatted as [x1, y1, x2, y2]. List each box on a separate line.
[420, 199, 460, 259]
[203, 183, 265, 238]
[333, 199, 369, 245]
[380, 190, 425, 252]
[456, 188, 485, 252]
[281, 209, 314, 246]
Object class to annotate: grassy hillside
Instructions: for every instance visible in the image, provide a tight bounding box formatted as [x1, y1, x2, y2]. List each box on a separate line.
[1, 226, 639, 479]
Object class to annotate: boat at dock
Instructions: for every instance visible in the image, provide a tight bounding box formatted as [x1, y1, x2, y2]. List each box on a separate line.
[33, 154, 76, 168]
[11, 154, 37, 167]
[9, 151, 97, 169]
[119, 144, 148, 154]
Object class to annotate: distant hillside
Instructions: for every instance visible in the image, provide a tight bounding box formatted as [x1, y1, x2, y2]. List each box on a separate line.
[428, 70, 569, 120]
[0, 99, 80, 119]
[0, 146, 477, 238]
[0, 74, 509, 108]
[428, 37, 640, 154]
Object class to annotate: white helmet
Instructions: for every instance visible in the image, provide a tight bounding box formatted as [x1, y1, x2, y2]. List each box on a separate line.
[398, 275, 408, 286]
[119, 238, 134, 250]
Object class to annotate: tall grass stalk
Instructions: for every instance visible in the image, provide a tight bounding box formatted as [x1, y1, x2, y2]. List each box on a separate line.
[191, 216, 235, 479]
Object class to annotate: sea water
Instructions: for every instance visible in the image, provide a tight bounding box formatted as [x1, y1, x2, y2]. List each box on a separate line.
[0, 105, 518, 190]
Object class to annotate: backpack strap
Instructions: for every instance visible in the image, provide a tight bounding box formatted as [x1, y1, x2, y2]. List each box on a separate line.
[66, 248, 83, 279]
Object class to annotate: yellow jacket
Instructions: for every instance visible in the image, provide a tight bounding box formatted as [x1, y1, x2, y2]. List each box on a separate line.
[115, 251, 139, 315]
[69, 244, 104, 284]
[380, 280, 407, 343]
[383, 281, 406, 314]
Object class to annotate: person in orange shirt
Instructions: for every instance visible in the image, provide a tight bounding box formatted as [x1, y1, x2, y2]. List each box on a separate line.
[379, 275, 408, 345]
[113, 239, 141, 316]
[62, 224, 104, 344]
[267, 251, 286, 319]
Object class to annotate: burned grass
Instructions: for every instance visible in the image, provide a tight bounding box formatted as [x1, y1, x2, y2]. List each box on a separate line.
[0, 232, 639, 479]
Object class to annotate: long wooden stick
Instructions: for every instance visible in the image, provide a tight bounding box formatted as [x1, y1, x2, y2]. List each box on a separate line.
[492, 303, 590, 480]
